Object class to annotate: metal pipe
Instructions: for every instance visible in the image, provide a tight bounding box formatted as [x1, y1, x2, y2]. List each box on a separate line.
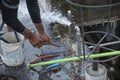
[67, 10, 73, 50]
[85, 41, 115, 51]
[67, 10, 72, 19]
[28, 50, 120, 67]
[88, 41, 120, 49]
[67, 10, 72, 39]
[75, 26, 82, 57]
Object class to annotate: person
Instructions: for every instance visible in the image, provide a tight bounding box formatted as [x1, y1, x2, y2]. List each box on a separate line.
[0, 0, 51, 48]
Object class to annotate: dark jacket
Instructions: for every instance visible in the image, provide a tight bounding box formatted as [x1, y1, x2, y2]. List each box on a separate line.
[0, 0, 41, 32]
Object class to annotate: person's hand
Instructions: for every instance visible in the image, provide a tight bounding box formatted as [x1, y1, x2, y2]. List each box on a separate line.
[21, 28, 44, 48]
[28, 33, 51, 48]
[34, 23, 51, 45]
[39, 33, 51, 45]
[28, 34, 43, 48]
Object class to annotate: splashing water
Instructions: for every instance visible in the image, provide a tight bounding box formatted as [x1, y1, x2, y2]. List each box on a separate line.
[18, 0, 71, 27]
[41, 10, 72, 26]
[39, 0, 72, 26]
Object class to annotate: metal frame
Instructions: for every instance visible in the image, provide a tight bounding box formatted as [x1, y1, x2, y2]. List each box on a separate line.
[66, 0, 120, 62]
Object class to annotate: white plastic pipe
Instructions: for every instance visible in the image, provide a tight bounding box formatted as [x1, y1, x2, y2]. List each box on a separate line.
[85, 63, 107, 80]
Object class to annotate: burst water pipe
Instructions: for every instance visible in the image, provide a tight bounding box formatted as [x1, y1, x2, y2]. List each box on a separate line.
[28, 50, 120, 68]
[75, 26, 82, 58]
[67, 10, 73, 48]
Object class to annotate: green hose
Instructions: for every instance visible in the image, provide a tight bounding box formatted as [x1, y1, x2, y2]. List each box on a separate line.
[28, 51, 120, 68]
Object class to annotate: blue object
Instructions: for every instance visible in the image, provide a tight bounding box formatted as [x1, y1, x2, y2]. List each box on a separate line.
[45, 57, 63, 70]
[45, 50, 66, 55]
[45, 63, 61, 70]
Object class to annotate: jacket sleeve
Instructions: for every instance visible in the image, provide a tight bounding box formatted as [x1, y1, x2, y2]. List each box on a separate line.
[26, 0, 41, 23]
[2, 5, 25, 32]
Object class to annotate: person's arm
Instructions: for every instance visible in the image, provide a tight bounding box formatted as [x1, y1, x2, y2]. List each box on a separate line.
[26, 0, 51, 44]
[26, 0, 45, 33]
[2, 5, 25, 32]
[1, 2, 43, 48]
[2, 5, 34, 38]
